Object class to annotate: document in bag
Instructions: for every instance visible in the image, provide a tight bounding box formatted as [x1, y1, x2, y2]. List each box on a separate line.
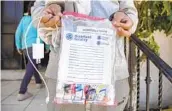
[58, 26, 115, 85]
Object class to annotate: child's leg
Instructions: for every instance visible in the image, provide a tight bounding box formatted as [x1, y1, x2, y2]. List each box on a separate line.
[31, 58, 42, 84]
[33, 71, 42, 84]
[19, 52, 37, 94]
[91, 78, 130, 111]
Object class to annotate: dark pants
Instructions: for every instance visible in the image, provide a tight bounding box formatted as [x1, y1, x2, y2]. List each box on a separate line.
[19, 48, 42, 94]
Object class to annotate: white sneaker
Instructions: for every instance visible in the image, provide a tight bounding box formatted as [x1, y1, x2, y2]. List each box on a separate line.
[36, 83, 43, 89]
[17, 92, 33, 101]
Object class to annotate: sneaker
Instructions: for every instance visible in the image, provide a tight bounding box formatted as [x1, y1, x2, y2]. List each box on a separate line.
[17, 92, 33, 101]
[36, 83, 44, 89]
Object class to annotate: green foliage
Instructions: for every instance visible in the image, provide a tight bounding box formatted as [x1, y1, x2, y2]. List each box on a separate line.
[135, 1, 172, 55]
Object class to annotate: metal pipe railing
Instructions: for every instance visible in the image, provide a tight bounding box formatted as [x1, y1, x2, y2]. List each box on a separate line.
[127, 34, 172, 111]
[130, 34, 172, 83]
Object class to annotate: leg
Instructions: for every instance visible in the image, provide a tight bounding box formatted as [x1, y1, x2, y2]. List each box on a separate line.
[33, 68, 42, 84]
[113, 78, 129, 111]
[91, 78, 130, 111]
[46, 78, 57, 111]
[19, 53, 37, 94]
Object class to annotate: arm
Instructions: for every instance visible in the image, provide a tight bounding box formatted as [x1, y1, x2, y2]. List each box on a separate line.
[45, 1, 65, 9]
[31, 1, 63, 48]
[31, 1, 64, 28]
[110, 0, 138, 37]
[15, 17, 23, 50]
[118, 0, 138, 33]
[31, 1, 45, 28]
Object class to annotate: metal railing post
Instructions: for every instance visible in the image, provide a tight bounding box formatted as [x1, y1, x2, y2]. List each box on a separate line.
[129, 39, 133, 111]
[158, 71, 163, 111]
[128, 39, 137, 111]
[136, 48, 140, 111]
[145, 58, 151, 111]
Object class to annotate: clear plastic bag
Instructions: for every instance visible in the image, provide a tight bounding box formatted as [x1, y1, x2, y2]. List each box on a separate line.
[54, 12, 117, 106]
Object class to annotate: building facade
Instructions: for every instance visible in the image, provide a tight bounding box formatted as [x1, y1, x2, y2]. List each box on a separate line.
[1, 1, 48, 69]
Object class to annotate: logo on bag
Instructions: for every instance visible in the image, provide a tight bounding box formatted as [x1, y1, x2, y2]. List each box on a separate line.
[66, 33, 73, 40]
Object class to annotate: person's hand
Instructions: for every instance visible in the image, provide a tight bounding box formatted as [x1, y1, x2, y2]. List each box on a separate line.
[112, 11, 133, 37]
[17, 49, 23, 55]
[41, 4, 63, 28]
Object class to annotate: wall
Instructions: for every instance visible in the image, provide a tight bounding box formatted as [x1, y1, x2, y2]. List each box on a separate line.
[139, 31, 172, 109]
[1, 1, 24, 69]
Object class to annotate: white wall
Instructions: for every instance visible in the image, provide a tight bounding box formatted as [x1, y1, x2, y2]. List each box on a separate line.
[139, 31, 172, 109]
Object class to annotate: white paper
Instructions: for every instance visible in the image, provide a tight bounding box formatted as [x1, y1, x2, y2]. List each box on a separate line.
[58, 27, 114, 85]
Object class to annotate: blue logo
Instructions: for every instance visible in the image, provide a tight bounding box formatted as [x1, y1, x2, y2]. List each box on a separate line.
[66, 33, 73, 40]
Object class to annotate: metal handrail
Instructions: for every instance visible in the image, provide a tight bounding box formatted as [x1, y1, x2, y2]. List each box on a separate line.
[130, 34, 172, 83]
[127, 34, 172, 111]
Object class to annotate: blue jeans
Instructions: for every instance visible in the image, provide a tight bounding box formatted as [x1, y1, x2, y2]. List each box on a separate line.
[19, 47, 42, 94]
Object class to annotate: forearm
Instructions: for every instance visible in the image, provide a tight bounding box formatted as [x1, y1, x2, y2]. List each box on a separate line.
[45, 0, 65, 11]
[15, 21, 23, 49]
[119, 0, 138, 33]
[15, 34, 22, 49]
[31, 0, 64, 27]
[31, 1, 63, 46]
[31, 1, 45, 28]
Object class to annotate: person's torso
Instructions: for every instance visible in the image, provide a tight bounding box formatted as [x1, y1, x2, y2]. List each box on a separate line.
[21, 16, 38, 49]
[63, 0, 119, 18]
[47, 1, 129, 80]
[89, 0, 119, 19]
[89, 1, 129, 80]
